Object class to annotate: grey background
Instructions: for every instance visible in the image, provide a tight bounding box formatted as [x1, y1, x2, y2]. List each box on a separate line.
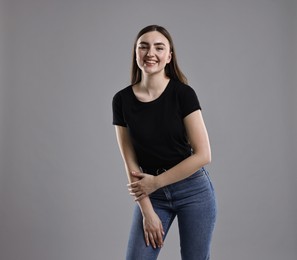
[0, 0, 296, 259]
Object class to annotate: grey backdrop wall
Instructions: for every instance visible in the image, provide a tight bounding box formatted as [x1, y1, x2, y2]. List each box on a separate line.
[1, 0, 296, 259]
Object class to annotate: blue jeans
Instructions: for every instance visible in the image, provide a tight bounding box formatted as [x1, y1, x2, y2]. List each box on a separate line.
[126, 167, 217, 260]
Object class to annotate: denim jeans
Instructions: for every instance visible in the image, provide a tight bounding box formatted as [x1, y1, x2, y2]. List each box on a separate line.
[126, 167, 217, 260]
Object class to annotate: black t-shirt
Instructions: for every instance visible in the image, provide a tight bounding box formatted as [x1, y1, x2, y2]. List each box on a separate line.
[112, 79, 201, 169]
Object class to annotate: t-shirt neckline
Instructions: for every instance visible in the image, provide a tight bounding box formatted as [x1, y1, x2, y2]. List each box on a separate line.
[131, 79, 172, 104]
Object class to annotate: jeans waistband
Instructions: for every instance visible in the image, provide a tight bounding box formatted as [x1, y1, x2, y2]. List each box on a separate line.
[140, 166, 206, 177]
[140, 167, 169, 176]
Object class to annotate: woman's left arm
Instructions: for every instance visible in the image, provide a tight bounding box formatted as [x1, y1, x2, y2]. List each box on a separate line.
[129, 110, 211, 201]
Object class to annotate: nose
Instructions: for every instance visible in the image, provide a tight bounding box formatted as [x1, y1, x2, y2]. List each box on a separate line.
[146, 47, 154, 57]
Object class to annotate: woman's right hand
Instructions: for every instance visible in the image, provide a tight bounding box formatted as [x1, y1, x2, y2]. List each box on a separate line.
[142, 211, 165, 249]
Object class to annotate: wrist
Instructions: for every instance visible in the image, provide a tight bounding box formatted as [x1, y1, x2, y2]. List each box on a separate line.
[155, 174, 165, 189]
[138, 197, 154, 216]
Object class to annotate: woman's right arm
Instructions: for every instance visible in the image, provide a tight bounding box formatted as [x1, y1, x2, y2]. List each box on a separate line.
[114, 125, 164, 249]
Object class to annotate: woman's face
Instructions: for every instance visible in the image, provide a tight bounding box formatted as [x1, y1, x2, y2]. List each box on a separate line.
[135, 31, 172, 77]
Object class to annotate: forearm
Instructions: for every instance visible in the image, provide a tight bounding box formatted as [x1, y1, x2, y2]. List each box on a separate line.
[156, 152, 211, 188]
[155, 110, 211, 189]
[124, 164, 155, 215]
[124, 163, 141, 184]
[115, 125, 155, 215]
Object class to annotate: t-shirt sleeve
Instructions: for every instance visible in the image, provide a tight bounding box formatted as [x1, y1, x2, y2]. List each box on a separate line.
[180, 85, 201, 118]
[112, 92, 127, 127]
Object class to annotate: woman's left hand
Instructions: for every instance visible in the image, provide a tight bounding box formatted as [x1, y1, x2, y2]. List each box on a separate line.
[128, 172, 158, 201]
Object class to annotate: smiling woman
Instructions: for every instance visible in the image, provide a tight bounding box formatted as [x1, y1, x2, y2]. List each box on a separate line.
[132, 31, 173, 102]
[136, 32, 171, 76]
[112, 25, 216, 260]
[131, 25, 187, 87]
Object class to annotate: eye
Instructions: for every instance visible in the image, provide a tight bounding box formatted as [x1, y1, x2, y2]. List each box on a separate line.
[156, 47, 164, 51]
[138, 45, 148, 50]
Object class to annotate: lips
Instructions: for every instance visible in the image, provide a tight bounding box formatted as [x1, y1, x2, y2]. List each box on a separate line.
[144, 59, 158, 65]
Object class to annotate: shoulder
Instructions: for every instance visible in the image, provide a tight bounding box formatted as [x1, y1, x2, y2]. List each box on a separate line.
[113, 85, 133, 102]
[113, 85, 132, 98]
[170, 79, 196, 92]
[169, 80, 201, 115]
[170, 80, 198, 98]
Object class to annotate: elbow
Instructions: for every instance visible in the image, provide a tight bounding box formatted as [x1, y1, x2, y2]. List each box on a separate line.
[203, 151, 211, 165]
[195, 148, 211, 166]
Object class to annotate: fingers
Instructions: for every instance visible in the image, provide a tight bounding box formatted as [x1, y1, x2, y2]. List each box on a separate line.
[144, 231, 149, 247]
[145, 227, 164, 249]
[128, 182, 148, 201]
[127, 181, 140, 189]
[143, 213, 165, 249]
[127, 181, 142, 194]
[134, 194, 146, 202]
[149, 233, 157, 249]
[158, 222, 165, 247]
[128, 186, 147, 201]
[127, 183, 141, 193]
[130, 191, 147, 201]
[155, 230, 164, 248]
[145, 232, 163, 249]
[132, 192, 146, 201]
[131, 171, 145, 178]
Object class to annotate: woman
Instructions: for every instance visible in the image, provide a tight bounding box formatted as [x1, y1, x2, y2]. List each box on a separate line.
[112, 25, 216, 260]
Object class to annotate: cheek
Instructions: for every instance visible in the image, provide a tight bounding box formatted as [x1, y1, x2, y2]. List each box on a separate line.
[160, 53, 170, 63]
[135, 53, 142, 64]
[136, 57, 145, 69]
[136, 51, 145, 62]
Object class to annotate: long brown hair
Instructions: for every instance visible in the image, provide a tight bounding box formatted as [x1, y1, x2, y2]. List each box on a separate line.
[131, 25, 188, 85]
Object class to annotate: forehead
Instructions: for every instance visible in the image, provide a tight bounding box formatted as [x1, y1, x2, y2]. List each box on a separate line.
[137, 31, 170, 46]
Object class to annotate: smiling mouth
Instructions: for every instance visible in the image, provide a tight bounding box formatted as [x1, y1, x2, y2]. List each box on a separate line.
[144, 60, 158, 65]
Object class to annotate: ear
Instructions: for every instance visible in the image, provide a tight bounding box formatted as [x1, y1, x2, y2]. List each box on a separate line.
[166, 51, 172, 64]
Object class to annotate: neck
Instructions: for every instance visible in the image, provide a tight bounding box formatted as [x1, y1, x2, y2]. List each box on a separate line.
[140, 72, 170, 90]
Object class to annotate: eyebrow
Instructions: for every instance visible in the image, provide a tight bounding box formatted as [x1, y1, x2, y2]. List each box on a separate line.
[138, 41, 166, 46]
